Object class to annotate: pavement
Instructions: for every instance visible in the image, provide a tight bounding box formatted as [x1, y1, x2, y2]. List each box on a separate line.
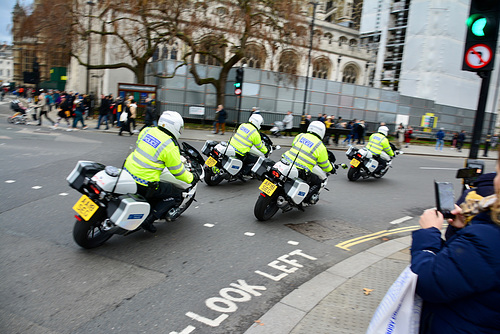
[5, 105, 498, 334]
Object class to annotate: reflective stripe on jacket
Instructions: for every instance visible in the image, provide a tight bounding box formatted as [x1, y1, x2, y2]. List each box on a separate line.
[365, 133, 395, 157]
[124, 127, 193, 185]
[228, 123, 268, 156]
[282, 133, 333, 173]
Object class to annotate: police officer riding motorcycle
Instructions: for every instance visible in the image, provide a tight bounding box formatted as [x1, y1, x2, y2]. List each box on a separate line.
[228, 113, 269, 176]
[124, 111, 199, 233]
[345, 125, 400, 181]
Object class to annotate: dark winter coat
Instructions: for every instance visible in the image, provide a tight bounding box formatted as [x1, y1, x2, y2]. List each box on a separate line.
[217, 108, 227, 123]
[411, 212, 500, 334]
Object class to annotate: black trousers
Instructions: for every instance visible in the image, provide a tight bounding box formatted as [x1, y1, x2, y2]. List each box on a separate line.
[137, 182, 183, 219]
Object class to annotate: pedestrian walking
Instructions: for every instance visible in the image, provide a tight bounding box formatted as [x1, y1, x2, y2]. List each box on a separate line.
[55, 95, 72, 128]
[283, 111, 294, 138]
[95, 95, 110, 130]
[457, 130, 466, 152]
[37, 92, 55, 126]
[214, 104, 227, 135]
[404, 125, 413, 148]
[396, 123, 405, 148]
[140, 98, 156, 131]
[435, 127, 445, 151]
[71, 100, 88, 130]
[119, 100, 133, 136]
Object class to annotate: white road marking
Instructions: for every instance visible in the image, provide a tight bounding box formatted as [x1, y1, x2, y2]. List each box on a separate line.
[389, 216, 413, 225]
[204, 223, 215, 227]
[420, 167, 458, 170]
[288, 241, 299, 245]
[244, 232, 255, 237]
[5, 180, 16, 183]
[59, 193, 69, 196]
[32, 186, 42, 189]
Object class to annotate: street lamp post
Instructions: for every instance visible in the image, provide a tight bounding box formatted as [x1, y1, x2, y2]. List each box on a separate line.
[86, 1, 95, 95]
[301, 1, 318, 117]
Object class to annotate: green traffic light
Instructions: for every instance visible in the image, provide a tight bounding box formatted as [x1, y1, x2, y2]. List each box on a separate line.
[472, 17, 487, 36]
[234, 82, 241, 88]
[467, 14, 489, 37]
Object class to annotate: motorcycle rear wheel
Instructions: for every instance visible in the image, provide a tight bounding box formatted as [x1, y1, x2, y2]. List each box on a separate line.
[204, 166, 224, 186]
[254, 194, 279, 221]
[73, 218, 114, 249]
[347, 166, 361, 181]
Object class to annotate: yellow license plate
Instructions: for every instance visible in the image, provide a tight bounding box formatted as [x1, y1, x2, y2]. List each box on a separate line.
[259, 179, 278, 196]
[205, 156, 217, 167]
[73, 195, 99, 221]
[350, 158, 361, 167]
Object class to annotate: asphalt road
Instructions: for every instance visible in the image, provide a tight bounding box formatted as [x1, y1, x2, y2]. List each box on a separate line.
[1, 102, 496, 334]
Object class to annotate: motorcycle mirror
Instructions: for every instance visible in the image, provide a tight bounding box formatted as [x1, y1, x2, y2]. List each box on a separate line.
[275, 145, 281, 150]
[341, 163, 348, 169]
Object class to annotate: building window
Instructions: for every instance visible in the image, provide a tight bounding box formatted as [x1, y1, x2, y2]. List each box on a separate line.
[278, 50, 299, 75]
[199, 36, 225, 66]
[342, 64, 358, 84]
[324, 33, 333, 45]
[243, 44, 265, 69]
[170, 48, 177, 60]
[312, 58, 330, 79]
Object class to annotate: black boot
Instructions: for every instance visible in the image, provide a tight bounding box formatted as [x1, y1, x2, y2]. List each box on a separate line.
[140, 214, 157, 233]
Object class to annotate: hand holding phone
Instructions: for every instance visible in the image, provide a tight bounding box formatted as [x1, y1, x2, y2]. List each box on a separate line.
[435, 181, 456, 219]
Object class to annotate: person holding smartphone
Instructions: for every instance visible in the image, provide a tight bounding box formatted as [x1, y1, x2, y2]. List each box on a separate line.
[411, 153, 500, 333]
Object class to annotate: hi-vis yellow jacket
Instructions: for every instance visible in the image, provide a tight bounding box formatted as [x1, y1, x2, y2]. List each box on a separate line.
[229, 123, 268, 156]
[282, 133, 333, 173]
[124, 127, 193, 186]
[365, 133, 395, 157]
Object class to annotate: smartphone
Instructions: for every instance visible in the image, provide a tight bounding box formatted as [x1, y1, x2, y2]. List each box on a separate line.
[435, 181, 456, 219]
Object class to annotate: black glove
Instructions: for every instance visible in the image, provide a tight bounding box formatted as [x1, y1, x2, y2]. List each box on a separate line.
[191, 172, 200, 184]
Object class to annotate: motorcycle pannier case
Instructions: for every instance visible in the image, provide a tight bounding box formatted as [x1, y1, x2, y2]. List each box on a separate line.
[108, 194, 150, 231]
[222, 155, 243, 176]
[202, 140, 217, 156]
[251, 156, 275, 179]
[284, 179, 310, 205]
[66, 161, 106, 192]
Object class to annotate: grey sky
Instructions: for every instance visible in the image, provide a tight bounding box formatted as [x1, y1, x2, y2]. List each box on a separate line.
[1, 0, 34, 44]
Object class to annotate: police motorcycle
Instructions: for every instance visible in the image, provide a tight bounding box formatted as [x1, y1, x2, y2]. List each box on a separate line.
[345, 142, 402, 181]
[66, 142, 205, 249]
[251, 151, 343, 221]
[201, 114, 279, 186]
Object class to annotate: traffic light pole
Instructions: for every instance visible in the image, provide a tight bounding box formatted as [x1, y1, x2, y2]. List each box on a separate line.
[468, 70, 491, 159]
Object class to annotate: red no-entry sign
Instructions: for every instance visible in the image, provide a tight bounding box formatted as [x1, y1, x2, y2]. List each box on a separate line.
[465, 44, 493, 69]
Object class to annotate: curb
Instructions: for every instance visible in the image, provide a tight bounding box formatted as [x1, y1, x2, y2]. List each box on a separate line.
[243, 235, 412, 334]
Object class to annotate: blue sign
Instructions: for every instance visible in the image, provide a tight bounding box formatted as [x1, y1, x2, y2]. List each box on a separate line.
[128, 214, 145, 220]
[299, 137, 314, 148]
[143, 134, 161, 148]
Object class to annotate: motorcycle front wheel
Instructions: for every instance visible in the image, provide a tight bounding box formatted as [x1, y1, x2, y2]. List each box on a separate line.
[7, 116, 14, 124]
[204, 166, 224, 186]
[73, 217, 114, 249]
[347, 166, 362, 181]
[254, 194, 279, 221]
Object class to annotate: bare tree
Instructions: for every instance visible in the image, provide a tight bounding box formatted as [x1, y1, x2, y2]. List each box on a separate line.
[70, 0, 180, 84]
[156, 0, 309, 105]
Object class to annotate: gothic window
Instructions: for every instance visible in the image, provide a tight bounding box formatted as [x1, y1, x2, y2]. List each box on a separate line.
[243, 44, 265, 69]
[199, 36, 225, 66]
[324, 33, 333, 45]
[349, 39, 358, 47]
[339, 36, 348, 46]
[216, 6, 228, 23]
[278, 50, 299, 75]
[312, 58, 330, 79]
[342, 64, 358, 84]
[152, 47, 159, 61]
[170, 48, 177, 60]
[162, 46, 169, 59]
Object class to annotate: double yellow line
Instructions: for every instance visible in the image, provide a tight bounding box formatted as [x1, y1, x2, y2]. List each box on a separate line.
[335, 225, 421, 251]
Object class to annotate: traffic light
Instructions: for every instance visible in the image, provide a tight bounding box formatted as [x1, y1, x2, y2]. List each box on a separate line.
[462, 0, 500, 72]
[234, 67, 243, 95]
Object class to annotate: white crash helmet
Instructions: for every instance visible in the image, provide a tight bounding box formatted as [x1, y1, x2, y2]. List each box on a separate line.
[158, 111, 184, 140]
[378, 126, 389, 136]
[307, 121, 326, 139]
[249, 113, 264, 129]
